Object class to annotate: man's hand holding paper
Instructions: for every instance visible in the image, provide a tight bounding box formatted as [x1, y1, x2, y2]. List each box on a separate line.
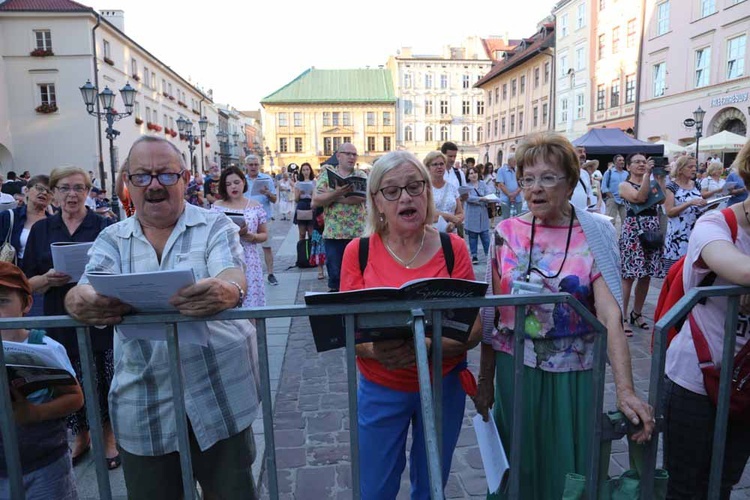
[169, 276, 241, 317]
[65, 284, 133, 325]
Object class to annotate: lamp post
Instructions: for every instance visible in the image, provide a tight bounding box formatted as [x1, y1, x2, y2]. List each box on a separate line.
[176, 116, 208, 175]
[79, 80, 136, 218]
[693, 106, 706, 161]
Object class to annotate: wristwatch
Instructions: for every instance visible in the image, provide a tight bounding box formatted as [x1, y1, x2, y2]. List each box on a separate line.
[228, 281, 245, 308]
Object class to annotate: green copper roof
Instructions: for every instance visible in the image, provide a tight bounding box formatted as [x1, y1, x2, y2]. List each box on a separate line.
[261, 68, 395, 104]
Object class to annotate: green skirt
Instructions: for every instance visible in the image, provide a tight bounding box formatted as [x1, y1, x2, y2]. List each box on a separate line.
[489, 351, 593, 500]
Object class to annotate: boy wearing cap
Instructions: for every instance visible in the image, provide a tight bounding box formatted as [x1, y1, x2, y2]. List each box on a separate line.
[0, 262, 83, 499]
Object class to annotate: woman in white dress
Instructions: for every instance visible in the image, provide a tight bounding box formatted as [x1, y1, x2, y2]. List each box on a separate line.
[278, 171, 295, 220]
[424, 151, 463, 233]
[212, 166, 268, 307]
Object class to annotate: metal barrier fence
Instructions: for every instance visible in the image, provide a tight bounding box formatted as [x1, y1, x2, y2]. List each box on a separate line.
[0, 292, 618, 500]
[643, 284, 750, 500]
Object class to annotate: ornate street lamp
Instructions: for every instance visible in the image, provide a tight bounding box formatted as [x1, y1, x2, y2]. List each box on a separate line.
[79, 80, 137, 217]
[693, 106, 706, 159]
[177, 116, 207, 175]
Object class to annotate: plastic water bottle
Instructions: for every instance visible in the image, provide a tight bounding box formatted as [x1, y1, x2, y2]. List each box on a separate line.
[510, 203, 517, 217]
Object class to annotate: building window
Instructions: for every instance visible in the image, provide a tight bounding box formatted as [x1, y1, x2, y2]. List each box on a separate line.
[576, 47, 585, 70]
[332, 112, 340, 126]
[576, 93, 585, 119]
[278, 113, 288, 127]
[383, 112, 392, 125]
[727, 35, 746, 79]
[657, 1, 670, 36]
[597, 84, 606, 109]
[279, 138, 288, 153]
[161, 79, 166, 93]
[599, 0, 605, 9]
[367, 136, 376, 152]
[462, 100, 470, 115]
[576, 2, 586, 29]
[333, 137, 343, 151]
[462, 74, 470, 89]
[292, 112, 301, 127]
[34, 29, 52, 50]
[343, 112, 351, 126]
[477, 100, 485, 115]
[383, 137, 392, 151]
[145, 106, 151, 123]
[518, 111, 524, 132]
[405, 126, 413, 142]
[653, 62, 666, 97]
[143, 67, 150, 86]
[168, 83, 173, 96]
[612, 27, 620, 53]
[131, 58, 137, 77]
[560, 99, 568, 123]
[404, 100, 413, 115]
[495, 87, 500, 102]
[510, 114, 515, 134]
[163, 114, 168, 129]
[294, 137, 303, 153]
[440, 100, 448, 115]
[404, 73, 412, 88]
[488, 91, 492, 106]
[700, 0, 715, 17]
[477, 126, 483, 142]
[544, 62, 550, 83]
[627, 19, 637, 47]
[533, 107, 539, 127]
[323, 112, 331, 126]
[695, 47, 711, 87]
[367, 111, 376, 126]
[502, 84, 508, 100]
[134, 101, 141, 120]
[39, 83, 56, 106]
[543, 103, 549, 124]
[511, 79, 517, 98]
[462, 126, 470, 142]
[426, 126, 433, 141]
[610, 80, 620, 107]
[561, 13, 568, 37]
[425, 99, 433, 115]
[598, 34, 606, 60]
[497, 118, 502, 136]
[151, 71, 156, 89]
[103, 39, 110, 59]
[425, 74, 433, 89]
[440, 74, 448, 89]
[520, 75, 526, 94]
[625, 74, 636, 103]
[560, 55, 569, 76]
[534, 67, 540, 88]
[323, 138, 333, 156]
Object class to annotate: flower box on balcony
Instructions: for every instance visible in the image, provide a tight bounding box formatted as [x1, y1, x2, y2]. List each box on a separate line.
[146, 122, 155, 130]
[30, 48, 54, 57]
[103, 56, 114, 66]
[179, 134, 186, 141]
[168, 95, 175, 101]
[35, 103, 58, 114]
[178, 101, 187, 108]
[194, 138, 200, 145]
[192, 109, 200, 115]
[132, 74, 141, 82]
[135, 117, 144, 125]
[162, 92, 169, 98]
[170, 130, 178, 138]
[154, 125, 163, 132]
[164, 128, 171, 135]
[205, 142, 210, 148]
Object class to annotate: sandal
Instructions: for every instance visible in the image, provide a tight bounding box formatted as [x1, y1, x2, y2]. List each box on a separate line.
[317, 270, 325, 280]
[629, 310, 648, 330]
[106, 454, 121, 470]
[623, 321, 633, 337]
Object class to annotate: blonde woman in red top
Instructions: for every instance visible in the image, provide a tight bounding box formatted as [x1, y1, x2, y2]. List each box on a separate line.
[340, 150, 480, 499]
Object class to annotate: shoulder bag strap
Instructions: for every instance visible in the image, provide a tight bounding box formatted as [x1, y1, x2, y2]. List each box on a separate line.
[439, 232, 454, 277]
[358, 237, 369, 275]
[4, 209, 13, 245]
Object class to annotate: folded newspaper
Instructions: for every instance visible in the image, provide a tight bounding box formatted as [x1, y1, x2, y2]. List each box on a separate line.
[4, 342, 76, 397]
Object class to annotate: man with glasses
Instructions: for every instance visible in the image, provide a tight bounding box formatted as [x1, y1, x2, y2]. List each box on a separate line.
[65, 136, 260, 499]
[601, 154, 629, 225]
[312, 142, 366, 292]
[243, 155, 278, 285]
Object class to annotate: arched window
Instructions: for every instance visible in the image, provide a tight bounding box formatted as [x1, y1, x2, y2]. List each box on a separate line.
[462, 126, 470, 142]
[405, 126, 413, 142]
[425, 126, 433, 142]
[440, 126, 448, 141]
[477, 126, 483, 143]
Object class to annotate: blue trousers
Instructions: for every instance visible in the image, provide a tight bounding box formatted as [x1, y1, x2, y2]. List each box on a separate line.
[467, 230, 490, 259]
[358, 369, 466, 500]
[324, 238, 351, 291]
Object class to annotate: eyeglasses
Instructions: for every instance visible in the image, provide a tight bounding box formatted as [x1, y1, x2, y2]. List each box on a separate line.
[128, 170, 185, 187]
[379, 180, 426, 201]
[518, 175, 567, 189]
[56, 185, 88, 194]
[32, 185, 51, 194]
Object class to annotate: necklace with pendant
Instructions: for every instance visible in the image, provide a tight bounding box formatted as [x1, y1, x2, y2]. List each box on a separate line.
[385, 229, 426, 269]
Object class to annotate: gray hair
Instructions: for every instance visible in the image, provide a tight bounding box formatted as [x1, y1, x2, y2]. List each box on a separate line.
[125, 135, 186, 172]
[244, 154, 259, 164]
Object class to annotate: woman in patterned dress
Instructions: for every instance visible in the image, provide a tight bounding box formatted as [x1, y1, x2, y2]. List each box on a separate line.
[424, 151, 463, 233]
[663, 156, 706, 271]
[618, 153, 667, 334]
[212, 166, 268, 307]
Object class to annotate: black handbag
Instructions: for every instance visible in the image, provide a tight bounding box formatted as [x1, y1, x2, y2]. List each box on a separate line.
[635, 215, 663, 251]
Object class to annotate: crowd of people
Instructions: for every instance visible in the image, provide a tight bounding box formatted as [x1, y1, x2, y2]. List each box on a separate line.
[1, 130, 750, 499]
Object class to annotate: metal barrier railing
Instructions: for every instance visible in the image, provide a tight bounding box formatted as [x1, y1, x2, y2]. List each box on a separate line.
[643, 284, 750, 500]
[0, 292, 614, 500]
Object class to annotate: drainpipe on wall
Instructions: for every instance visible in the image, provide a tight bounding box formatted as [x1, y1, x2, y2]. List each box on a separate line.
[546, 22, 556, 132]
[199, 96, 206, 172]
[633, 0, 647, 138]
[91, 13, 105, 184]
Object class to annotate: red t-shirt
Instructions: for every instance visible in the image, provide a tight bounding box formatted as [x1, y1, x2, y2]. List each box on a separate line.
[340, 232, 476, 392]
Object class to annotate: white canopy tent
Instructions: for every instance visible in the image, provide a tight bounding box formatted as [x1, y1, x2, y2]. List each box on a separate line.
[686, 130, 747, 152]
[653, 139, 687, 156]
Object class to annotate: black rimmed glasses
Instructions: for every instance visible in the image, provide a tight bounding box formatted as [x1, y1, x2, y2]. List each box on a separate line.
[518, 174, 567, 189]
[128, 170, 185, 187]
[379, 180, 426, 201]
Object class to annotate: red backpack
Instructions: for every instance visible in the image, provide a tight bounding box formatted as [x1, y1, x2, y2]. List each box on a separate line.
[652, 207, 738, 349]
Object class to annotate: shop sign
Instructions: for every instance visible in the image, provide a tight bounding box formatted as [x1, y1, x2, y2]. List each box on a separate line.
[710, 92, 749, 107]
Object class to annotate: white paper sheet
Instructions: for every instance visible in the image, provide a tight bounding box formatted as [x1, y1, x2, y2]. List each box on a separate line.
[50, 242, 93, 283]
[435, 215, 448, 232]
[472, 414, 510, 495]
[85, 269, 209, 345]
[249, 178, 273, 197]
[296, 181, 314, 197]
[223, 212, 246, 227]
[481, 193, 500, 202]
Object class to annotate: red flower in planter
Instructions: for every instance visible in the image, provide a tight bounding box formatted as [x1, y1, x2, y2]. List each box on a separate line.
[154, 125, 163, 132]
[205, 142, 210, 148]
[30, 48, 54, 57]
[194, 138, 200, 145]
[103, 56, 114, 66]
[146, 122, 154, 130]
[170, 130, 177, 138]
[162, 92, 169, 97]
[132, 74, 141, 82]
[35, 103, 58, 113]
[168, 95, 175, 101]
[164, 128, 171, 135]
[135, 117, 144, 125]
[179, 134, 186, 141]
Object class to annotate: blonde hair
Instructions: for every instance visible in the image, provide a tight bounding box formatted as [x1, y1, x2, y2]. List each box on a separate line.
[367, 151, 435, 236]
[736, 139, 750, 185]
[707, 161, 724, 177]
[515, 131, 580, 191]
[49, 167, 91, 191]
[423, 151, 446, 171]
[671, 155, 696, 179]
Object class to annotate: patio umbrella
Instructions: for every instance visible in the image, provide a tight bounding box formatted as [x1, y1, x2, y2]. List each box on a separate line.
[653, 139, 687, 156]
[686, 130, 747, 152]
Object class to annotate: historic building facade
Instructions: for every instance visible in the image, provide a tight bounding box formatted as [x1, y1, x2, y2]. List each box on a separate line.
[476, 23, 555, 167]
[260, 68, 396, 169]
